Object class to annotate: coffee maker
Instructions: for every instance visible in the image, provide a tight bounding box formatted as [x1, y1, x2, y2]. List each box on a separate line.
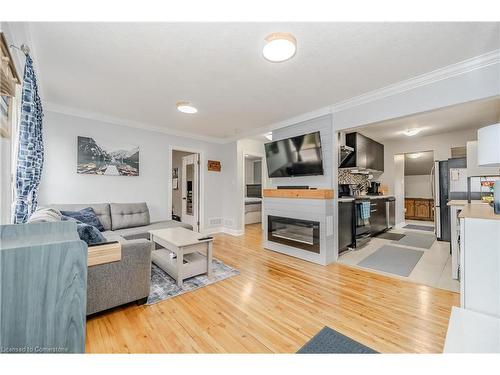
[367, 181, 381, 196]
[338, 184, 353, 197]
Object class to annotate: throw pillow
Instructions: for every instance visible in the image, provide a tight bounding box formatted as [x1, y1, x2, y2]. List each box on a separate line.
[62, 215, 106, 245]
[60, 207, 105, 231]
[27, 208, 62, 223]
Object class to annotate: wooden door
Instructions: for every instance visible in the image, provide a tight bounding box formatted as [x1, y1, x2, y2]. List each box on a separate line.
[405, 199, 415, 218]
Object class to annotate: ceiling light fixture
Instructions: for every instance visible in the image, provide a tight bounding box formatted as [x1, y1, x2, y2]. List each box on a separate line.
[176, 101, 198, 114]
[262, 32, 297, 62]
[403, 128, 422, 136]
[407, 153, 422, 159]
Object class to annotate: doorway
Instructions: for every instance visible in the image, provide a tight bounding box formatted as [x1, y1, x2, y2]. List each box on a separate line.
[171, 149, 201, 232]
[402, 150, 435, 227]
[243, 154, 263, 229]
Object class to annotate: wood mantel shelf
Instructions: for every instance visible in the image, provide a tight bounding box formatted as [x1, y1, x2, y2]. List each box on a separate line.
[263, 188, 334, 200]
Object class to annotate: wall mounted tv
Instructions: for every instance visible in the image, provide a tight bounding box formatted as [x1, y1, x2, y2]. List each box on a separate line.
[264, 131, 324, 178]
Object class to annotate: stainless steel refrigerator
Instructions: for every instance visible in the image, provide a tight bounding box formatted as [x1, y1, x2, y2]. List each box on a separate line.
[431, 157, 482, 242]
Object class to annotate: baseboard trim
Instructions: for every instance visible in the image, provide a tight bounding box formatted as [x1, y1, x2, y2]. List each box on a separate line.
[222, 227, 244, 237]
[202, 227, 244, 237]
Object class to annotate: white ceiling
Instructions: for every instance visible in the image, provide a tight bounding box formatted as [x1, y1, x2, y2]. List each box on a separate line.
[404, 151, 434, 176]
[28, 22, 500, 140]
[347, 96, 500, 142]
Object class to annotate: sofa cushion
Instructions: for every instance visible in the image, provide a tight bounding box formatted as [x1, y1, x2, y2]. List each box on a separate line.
[112, 220, 192, 240]
[61, 216, 106, 245]
[47, 203, 112, 231]
[60, 207, 105, 232]
[110, 202, 150, 230]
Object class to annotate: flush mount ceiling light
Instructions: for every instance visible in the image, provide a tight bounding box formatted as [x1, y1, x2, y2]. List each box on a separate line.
[176, 101, 198, 114]
[407, 153, 422, 159]
[262, 32, 297, 62]
[403, 128, 422, 136]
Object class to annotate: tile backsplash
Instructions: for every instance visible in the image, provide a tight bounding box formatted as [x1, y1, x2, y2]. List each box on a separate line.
[338, 169, 371, 188]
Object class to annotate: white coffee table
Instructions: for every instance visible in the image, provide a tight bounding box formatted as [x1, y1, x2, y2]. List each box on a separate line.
[149, 227, 213, 287]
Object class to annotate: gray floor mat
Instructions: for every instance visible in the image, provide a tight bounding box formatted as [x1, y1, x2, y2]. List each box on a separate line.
[357, 245, 424, 277]
[393, 232, 436, 249]
[403, 224, 434, 232]
[374, 232, 406, 241]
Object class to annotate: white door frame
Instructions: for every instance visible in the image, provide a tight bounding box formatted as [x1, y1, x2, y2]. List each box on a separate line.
[168, 146, 205, 233]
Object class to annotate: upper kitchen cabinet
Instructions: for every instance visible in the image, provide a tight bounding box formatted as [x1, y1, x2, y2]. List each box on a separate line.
[340, 132, 384, 172]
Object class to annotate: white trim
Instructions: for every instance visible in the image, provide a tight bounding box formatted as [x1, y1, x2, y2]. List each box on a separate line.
[202, 226, 244, 237]
[167, 146, 205, 233]
[331, 49, 500, 113]
[203, 226, 224, 235]
[222, 227, 244, 236]
[44, 102, 225, 144]
[225, 49, 500, 143]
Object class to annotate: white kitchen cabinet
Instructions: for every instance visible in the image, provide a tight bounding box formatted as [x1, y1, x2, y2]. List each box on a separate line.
[459, 205, 500, 318]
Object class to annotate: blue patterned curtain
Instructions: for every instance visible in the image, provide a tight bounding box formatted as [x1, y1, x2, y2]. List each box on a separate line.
[13, 55, 44, 224]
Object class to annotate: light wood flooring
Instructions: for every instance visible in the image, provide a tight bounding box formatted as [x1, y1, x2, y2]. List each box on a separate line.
[85, 224, 459, 353]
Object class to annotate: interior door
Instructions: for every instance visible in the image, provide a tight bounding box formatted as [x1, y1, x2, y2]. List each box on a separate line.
[181, 153, 200, 232]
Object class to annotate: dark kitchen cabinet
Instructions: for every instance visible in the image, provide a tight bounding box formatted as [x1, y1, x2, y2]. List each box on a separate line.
[342, 132, 384, 172]
[338, 201, 354, 252]
[370, 199, 387, 235]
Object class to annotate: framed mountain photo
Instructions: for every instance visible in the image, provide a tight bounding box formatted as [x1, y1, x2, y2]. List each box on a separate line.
[77, 136, 139, 176]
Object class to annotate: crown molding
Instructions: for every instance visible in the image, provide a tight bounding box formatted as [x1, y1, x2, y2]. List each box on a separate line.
[42, 49, 500, 145]
[331, 49, 500, 113]
[223, 49, 500, 143]
[44, 102, 226, 144]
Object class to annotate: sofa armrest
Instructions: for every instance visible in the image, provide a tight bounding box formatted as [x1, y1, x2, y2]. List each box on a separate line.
[120, 238, 151, 261]
[86, 238, 151, 315]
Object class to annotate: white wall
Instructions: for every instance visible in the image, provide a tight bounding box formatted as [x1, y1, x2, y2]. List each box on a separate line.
[269, 114, 334, 189]
[379, 128, 478, 196]
[393, 154, 405, 226]
[405, 175, 432, 198]
[39, 111, 230, 232]
[244, 158, 255, 185]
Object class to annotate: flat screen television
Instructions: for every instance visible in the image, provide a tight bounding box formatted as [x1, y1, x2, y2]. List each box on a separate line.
[264, 131, 324, 178]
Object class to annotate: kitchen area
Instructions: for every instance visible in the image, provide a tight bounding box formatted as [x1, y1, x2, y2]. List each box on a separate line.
[334, 97, 500, 292]
[336, 130, 459, 291]
[337, 132, 396, 253]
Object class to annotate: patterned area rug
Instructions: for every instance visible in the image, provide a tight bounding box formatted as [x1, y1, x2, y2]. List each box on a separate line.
[146, 259, 240, 305]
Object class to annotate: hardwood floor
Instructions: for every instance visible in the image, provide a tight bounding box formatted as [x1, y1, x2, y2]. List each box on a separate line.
[85, 224, 459, 353]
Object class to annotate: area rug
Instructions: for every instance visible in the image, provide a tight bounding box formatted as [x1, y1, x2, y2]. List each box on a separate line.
[297, 326, 378, 353]
[357, 245, 424, 277]
[393, 232, 436, 249]
[146, 259, 240, 305]
[403, 224, 434, 232]
[374, 232, 406, 241]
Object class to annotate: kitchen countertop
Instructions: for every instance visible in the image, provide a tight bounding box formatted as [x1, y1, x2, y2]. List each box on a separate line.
[447, 199, 490, 206]
[458, 203, 500, 221]
[338, 195, 395, 202]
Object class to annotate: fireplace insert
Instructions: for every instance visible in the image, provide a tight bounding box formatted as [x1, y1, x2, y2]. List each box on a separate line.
[267, 215, 320, 253]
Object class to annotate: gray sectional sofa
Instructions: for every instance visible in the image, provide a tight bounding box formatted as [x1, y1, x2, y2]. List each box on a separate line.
[48, 202, 192, 315]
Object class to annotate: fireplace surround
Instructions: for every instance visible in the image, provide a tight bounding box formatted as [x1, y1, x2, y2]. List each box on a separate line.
[262, 188, 335, 265]
[268, 215, 320, 253]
